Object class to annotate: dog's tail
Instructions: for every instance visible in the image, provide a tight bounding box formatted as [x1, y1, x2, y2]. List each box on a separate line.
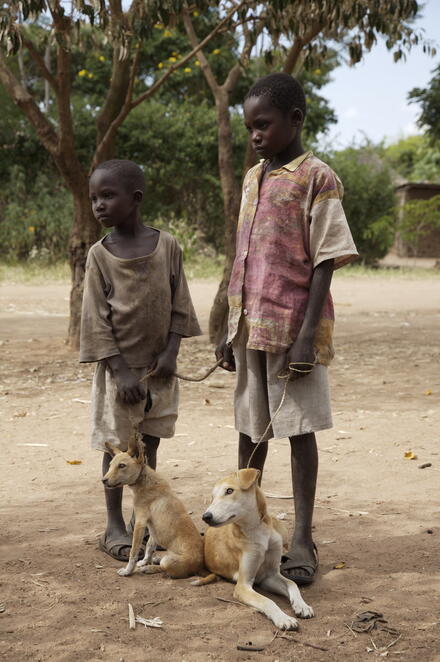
[190, 572, 218, 586]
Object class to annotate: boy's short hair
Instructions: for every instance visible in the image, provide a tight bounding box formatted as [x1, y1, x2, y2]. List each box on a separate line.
[245, 73, 306, 118]
[93, 159, 146, 195]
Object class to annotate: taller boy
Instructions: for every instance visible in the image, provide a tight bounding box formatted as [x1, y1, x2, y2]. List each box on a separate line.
[217, 73, 358, 584]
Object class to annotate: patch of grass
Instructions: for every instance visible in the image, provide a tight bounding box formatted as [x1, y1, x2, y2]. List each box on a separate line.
[334, 263, 440, 279]
[184, 253, 224, 280]
[0, 261, 70, 284]
[1, 257, 438, 285]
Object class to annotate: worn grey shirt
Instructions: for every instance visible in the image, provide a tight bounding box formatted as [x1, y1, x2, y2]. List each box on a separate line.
[79, 230, 201, 367]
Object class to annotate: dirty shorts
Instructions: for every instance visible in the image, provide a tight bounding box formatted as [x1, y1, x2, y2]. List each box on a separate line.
[233, 324, 332, 443]
[90, 362, 179, 451]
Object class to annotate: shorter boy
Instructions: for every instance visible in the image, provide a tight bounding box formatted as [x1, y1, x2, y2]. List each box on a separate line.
[80, 159, 201, 561]
[217, 73, 358, 585]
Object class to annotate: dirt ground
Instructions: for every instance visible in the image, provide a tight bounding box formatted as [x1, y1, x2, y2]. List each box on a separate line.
[1, 274, 439, 662]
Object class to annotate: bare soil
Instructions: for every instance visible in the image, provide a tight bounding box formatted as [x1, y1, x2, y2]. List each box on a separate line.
[1, 275, 439, 662]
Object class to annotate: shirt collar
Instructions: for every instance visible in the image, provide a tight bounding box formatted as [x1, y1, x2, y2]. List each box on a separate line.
[258, 150, 313, 175]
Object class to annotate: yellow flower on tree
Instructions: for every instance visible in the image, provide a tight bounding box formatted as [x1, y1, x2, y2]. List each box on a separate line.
[87, 72, 94, 79]
[98, 55, 106, 62]
[212, 48, 221, 55]
[195, 60, 201, 66]
[168, 56, 177, 62]
[78, 69, 87, 77]
[192, 10, 199, 17]
[184, 67, 191, 73]
[163, 29, 172, 37]
[28, 226, 35, 233]
[158, 62, 164, 69]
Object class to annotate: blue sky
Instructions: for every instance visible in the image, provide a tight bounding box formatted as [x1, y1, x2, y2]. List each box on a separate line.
[321, 0, 440, 147]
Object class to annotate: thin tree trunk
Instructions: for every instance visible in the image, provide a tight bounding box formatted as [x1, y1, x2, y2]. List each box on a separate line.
[209, 91, 242, 344]
[66, 176, 101, 349]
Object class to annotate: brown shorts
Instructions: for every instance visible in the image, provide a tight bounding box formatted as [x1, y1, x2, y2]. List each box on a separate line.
[90, 362, 179, 451]
[233, 323, 332, 443]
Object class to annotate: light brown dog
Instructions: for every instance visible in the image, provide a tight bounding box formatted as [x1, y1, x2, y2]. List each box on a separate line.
[103, 437, 204, 578]
[193, 468, 314, 630]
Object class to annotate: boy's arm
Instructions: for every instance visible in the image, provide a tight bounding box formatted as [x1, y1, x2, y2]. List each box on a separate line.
[286, 258, 334, 378]
[148, 332, 182, 378]
[106, 354, 146, 405]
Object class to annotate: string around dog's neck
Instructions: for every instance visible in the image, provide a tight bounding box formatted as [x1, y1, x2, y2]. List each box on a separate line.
[128, 463, 146, 486]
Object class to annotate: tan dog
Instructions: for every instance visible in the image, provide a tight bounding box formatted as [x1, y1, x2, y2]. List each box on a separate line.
[193, 469, 313, 630]
[103, 438, 204, 578]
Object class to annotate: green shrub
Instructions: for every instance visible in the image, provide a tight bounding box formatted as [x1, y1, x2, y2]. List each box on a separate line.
[398, 194, 440, 256]
[324, 146, 396, 264]
[0, 166, 73, 261]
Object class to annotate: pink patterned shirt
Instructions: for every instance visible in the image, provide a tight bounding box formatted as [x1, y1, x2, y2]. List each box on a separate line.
[227, 152, 358, 364]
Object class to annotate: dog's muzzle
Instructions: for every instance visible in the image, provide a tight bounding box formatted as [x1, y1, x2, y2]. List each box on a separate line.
[202, 511, 214, 525]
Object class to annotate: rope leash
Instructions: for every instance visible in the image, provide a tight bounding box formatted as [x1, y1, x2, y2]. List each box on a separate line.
[246, 361, 316, 469]
[139, 357, 223, 384]
[128, 356, 316, 470]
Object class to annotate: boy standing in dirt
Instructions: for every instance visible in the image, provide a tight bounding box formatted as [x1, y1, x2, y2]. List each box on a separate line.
[80, 159, 201, 561]
[217, 73, 358, 584]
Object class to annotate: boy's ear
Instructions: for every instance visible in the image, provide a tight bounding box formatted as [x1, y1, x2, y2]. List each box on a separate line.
[105, 441, 121, 457]
[133, 189, 143, 204]
[291, 107, 303, 127]
[238, 468, 260, 490]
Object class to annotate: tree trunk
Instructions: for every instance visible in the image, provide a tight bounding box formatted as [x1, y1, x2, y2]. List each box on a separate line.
[66, 176, 101, 349]
[208, 91, 242, 345]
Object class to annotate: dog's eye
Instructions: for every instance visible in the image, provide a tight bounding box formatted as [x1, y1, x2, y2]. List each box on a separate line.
[118, 463, 126, 469]
[225, 488, 234, 495]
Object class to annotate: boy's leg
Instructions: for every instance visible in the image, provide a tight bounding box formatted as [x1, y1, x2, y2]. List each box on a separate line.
[100, 451, 132, 561]
[238, 432, 268, 483]
[280, 432, 318, 584]
[142, 434, 160, 469]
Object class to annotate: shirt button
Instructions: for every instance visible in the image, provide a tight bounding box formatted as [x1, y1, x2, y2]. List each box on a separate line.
[243, 308, 248, 316]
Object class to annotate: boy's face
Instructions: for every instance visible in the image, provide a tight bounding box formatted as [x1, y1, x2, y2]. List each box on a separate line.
[244, 95, 302, 160]
[89, 169, 141, 228]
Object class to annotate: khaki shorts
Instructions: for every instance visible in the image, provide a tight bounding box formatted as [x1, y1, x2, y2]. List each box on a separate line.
[90, 362, 179, 451]
[233, 323, 332, 443]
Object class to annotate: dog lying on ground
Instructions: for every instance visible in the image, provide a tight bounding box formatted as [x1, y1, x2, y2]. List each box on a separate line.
[103, 437, 204, 579]
[192, 468, 314, 630]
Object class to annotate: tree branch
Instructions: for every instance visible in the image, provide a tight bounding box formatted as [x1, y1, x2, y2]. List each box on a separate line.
[21, 35, 58, 93]
[93, 0, 246, 169]
[0, 50, 59, 156]
[223, 14, 264, 93]
[182, 5, 218, 95]
[283, 20, 325, 74]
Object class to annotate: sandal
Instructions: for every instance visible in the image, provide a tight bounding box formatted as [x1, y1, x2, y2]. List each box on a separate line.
[280, 543, 319, 585]
[98, 533, 144, 562]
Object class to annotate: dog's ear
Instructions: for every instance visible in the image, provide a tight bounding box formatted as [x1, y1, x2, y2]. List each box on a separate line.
[238, 468, 261, 490]
[127, 434, 145, 464]
[105, 442, 121, 456]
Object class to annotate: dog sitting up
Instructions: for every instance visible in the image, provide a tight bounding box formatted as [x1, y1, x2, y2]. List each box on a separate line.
[192, 468, 314, 630]
[103, 437, 204, 579]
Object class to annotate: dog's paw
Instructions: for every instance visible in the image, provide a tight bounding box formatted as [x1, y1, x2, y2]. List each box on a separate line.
[117, 567, 132, 577]
[293, 600, 314, 619]
[272, 613, 299, 631]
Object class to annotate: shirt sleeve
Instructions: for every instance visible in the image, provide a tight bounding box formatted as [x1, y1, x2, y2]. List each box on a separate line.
[79, 250, 120, 363]
[169, 242, 202, 338]
[309, 168, 359, 269]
